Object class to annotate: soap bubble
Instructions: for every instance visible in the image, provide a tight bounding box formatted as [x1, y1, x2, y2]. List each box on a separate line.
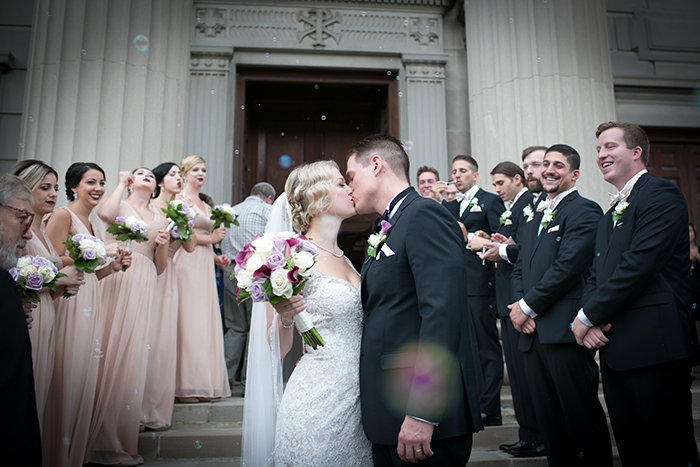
[133, 35, 150, 52]
[404, 19, 409, 26]
[94, 348, 104, 358]
[62, 437, 71, 446]
[398, 92, 403, 97]
[396, 76, 400, 81]
[321, 115, 326, 121]
[83, 307, 92, 317]
[265, 52, 270, 58]
[81, 49, 87, 55]
[361, 11, 366, 16]
[272, 37, 277, 42]
[194, 440, 203, 449]
[314, 84, 320, 90]
[387, 71, 392, 75]
[404, 140, 413, 151]
[211, 90, 215, 95]
[279, 155, 292, 169]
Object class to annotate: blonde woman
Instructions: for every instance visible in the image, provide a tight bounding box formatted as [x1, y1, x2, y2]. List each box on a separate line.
[173, 155, 231, 402]
[11, 160, 85, 435]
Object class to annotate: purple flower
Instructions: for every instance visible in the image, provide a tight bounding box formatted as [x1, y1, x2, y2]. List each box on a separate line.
[25, 273, 44, 291]
[171, 226, 180, 239]
[379, 220, 392, 236]
[49, 263, 58, 274]
[82, 249, 96, 261]
[187, 217, 195, 229]
[234, 263, 242, 275]
[141, 229, 149, 238]
[235, 250, 254, 266]
[130, 223, 142, 234]
[32, 256, 51, 268]
[297, 240, 317, 256]
[272, 237, 287, 255]
[115, 216, 127, 224]
[72, 233, 85, 243]
[266, 251, 287, 270]
[249, 278, 268, 302]
[8, 268, 19, 283]
[177, 202, 190, 215]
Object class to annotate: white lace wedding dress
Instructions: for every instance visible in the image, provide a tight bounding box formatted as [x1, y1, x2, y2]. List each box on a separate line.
[273, 265, 373, 466]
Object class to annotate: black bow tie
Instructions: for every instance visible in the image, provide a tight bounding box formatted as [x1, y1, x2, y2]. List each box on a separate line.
[374, 210, 389, 232]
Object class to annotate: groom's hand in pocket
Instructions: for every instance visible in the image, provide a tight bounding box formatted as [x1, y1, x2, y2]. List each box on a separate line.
[397, 416, 434, 463]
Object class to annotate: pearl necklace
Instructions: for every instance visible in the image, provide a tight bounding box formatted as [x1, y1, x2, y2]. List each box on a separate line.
[308, 239, 344, 258]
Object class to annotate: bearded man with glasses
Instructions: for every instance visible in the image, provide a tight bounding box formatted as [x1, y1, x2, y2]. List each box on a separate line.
[0, 173, 42, 467]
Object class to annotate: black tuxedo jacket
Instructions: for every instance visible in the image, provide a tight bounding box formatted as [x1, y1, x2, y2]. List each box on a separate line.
[446, 188, 505, 296]
[360, 188, 482, 445]
[581, 174, 700, 371]
[494, 191, 535, 318]
[511, 191, 602, 350]
[0, 268, 42, 466]
[504, 192, 544, 265]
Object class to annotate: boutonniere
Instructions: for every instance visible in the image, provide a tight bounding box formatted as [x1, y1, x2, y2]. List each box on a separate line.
[499, 210, 512, 226]
[523, 205, 534, 223]
[612, 201, 629, 223]
[468, 197, 481, 212]
[540, 208, 557, 231]
[366, 220, 392, 260]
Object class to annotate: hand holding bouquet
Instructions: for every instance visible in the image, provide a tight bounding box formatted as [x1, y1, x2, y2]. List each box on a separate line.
[9, 255, 67, 303]
[210, 204, 240, 230]
[106, 216, 149, 252]
[162, 199, 197, 242]
[232, 232, 325, 349]
[63, 234, 108, 274]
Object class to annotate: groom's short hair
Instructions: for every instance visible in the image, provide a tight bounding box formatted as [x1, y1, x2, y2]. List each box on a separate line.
[346, 134, 410, 183]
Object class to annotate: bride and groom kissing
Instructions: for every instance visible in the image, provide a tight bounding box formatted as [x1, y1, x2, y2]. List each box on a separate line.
[243, 134, 483, 467]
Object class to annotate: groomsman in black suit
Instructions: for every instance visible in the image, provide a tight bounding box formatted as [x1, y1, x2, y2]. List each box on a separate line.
[445, 155, 505, 426]
[510, 145, 612, 466]
[572, 122, 700, 466]
[476, 162, 544, 458]
[347, 134, 482, 466]
[0, 174, 42, 467]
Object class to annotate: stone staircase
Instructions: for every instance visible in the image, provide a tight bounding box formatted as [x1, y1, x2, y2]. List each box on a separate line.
[137, 378, 700, 466]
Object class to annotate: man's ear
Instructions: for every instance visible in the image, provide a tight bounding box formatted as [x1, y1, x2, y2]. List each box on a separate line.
[371, 155, 383, 176]
[571, 169, 580, 182]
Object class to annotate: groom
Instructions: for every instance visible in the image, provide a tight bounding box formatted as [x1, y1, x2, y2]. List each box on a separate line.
[346, 134, 482, 466]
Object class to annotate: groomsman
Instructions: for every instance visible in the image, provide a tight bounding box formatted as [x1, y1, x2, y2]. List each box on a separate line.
[478, 162, 544, 458]
[572, 122, 700, 466]
[510, 145, 612, 466]
[445, 155, 505, 426]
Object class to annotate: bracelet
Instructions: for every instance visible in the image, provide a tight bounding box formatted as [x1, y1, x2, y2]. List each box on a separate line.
[281, 319, 294, 329]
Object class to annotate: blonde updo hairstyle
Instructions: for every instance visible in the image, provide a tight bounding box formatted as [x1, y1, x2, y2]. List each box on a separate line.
[285, 160, 339, 234]
[180, 155, 206, 175]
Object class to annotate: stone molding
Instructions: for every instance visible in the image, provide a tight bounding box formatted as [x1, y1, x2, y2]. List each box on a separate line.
[190, 47, 234, 71]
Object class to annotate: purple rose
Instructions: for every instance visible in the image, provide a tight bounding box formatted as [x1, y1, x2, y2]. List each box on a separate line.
[249, 278, 268, 302]
[141, 229, 149, 238]
[49, 263, 58, 274]
[266, 251, 287, 270]
[8, 268, 19, 283]
[171, 226, 180, 239]
[115, 216, 127, 224]
[177, 202, 190, 215]
[187, 217, 195, 229]
[130, 223, 142, 234]
[297, 240, 317, 256]
[72, 233, 85, 243]
[82, 249, 96, 261]
[234, 263, 242, 275]
[32, 256, 51, 268]
[25, 273, 44, 291]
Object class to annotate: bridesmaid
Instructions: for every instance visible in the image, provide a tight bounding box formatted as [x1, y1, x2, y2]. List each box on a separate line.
[11, 160, 85, 436]
[141, 162, 196, 430]
[44, 162, 131, 467]
[86, 168, 169, 465]
[173, 155, 231, 402]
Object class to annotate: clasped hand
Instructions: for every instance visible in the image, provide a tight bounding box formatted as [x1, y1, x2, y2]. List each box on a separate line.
[508, 301, 536, 334]
[571, 317, 612, 350]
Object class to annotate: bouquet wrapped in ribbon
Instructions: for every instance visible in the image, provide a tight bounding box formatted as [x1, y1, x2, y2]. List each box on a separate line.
[210, 204, 240, 229]
[232, 232, 325, 349]
[9, 255, 67, 303]
[63, 233, 108, 274]
[106, 216, 149, 252]
[162, 199, 197, 242]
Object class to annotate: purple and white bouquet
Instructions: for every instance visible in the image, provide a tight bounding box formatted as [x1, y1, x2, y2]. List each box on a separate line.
[162, 199, 197, 242]
[63, 233, 108, 274]
[232, 232, 325, 349]
[106, 215, 149, 253]
[9, 255, 67, 303]
[210, 203, 240, 230]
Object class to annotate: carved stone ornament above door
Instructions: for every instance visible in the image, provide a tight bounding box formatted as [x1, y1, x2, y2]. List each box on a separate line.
[297, 9, 342, 47]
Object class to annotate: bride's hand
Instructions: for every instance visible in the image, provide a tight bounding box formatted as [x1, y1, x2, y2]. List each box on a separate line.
[273, 294, 305, 328]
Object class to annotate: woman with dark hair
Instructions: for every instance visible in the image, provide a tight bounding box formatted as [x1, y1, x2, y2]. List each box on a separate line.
[140, 162, 196, 430]
[11, 160, 85, 438]
[85, 168, 169, 465]
[43, 162, 131, 467]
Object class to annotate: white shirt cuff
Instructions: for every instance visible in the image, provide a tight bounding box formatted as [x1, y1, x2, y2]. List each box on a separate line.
[576, 309, 593, 327]
[519, 298, 538, 319]
[467, 232, 474, 242]
[409, 416, 439, 426]
[498, 243, 511, 263]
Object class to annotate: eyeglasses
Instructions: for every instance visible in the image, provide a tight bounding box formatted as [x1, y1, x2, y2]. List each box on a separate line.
[0, 203, 35, 234]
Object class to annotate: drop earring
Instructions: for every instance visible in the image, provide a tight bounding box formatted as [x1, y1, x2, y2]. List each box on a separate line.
[73, 192, 78, 200]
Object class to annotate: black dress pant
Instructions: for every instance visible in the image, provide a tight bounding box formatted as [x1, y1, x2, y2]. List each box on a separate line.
[467, 294, 503, 418]
[523, 333, 612, 467]
[371, 434, 472, 467]
[602, 358, 700, 466]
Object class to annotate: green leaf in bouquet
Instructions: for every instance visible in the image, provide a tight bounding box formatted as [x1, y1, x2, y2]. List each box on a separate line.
[19, 288, 41, 304]
[47, 272, 68, 292]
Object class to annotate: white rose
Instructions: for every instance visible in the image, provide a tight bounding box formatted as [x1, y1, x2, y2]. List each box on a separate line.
[502, 210, 512, 218]
[79, 238, 97, 251]
[236, 269, 253, 289]
[124, 216, 138, 229]
[38, 265, 56, 282]
[293, 251, 314, 271]
[368, 234, 380, 248]
[245, 253, 264, 272]
[615, 202, 628, 215]
[251, 236, 274, 256]
[224, 205, 235, 216]
[187, 210, 198, 220]
[16, 256, 32, 269]
[21, 265, 39, 276]
[270, 268, 293, 298]
[94, 242, 107, 258]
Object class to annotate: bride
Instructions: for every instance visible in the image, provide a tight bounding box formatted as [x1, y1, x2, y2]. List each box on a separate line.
[242, 160, 372, 466]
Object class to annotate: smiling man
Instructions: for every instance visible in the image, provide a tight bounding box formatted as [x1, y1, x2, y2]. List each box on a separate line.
[572, 122, 700, 466]
[416, 166, 440, 201]
[509, 145, 611, 466]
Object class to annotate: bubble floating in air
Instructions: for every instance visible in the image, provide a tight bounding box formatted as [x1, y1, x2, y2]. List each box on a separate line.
[404, 19, 409, 26]
[62, 437, 71, 446]
[265, 52, 270, 58]
[194, 440, 203, 449]
[321, 115, 327, 121]
[404, 140, 413, 151]
[279, 155, 292, 169]
[398, 92, 403, 97]
[94, 348, 104, 358]
[81, 49, 87, 56]
[133, 34, 150, 52]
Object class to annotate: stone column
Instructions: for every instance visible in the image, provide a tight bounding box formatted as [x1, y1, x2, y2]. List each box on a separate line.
[403, 55, 449, 178]
[465, 0, 616, 206]
[20, 0, 192, 194]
